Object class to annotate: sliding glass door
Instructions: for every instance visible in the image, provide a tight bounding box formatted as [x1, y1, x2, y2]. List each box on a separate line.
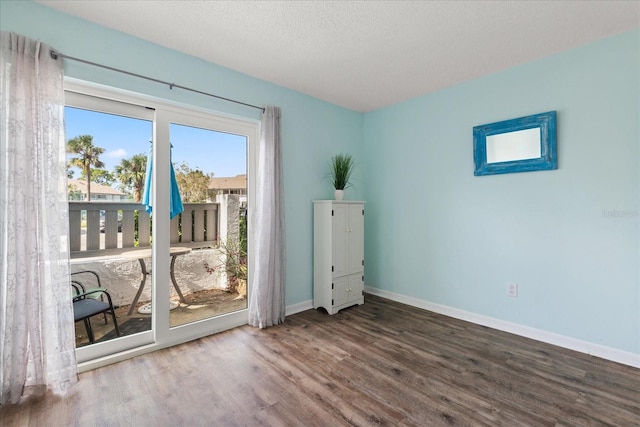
[65, 82, 257, 366]
[66, 91, 156, 363]
[166, 122, 248, 328]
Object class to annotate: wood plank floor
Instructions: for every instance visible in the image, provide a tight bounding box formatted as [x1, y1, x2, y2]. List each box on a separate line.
[2, 294, 639, 426]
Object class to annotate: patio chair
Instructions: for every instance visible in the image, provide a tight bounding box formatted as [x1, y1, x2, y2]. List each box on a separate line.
[71, 270, 121, 344]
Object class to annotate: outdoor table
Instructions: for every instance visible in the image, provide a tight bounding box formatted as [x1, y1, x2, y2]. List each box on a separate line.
[121, 247, 191, 315]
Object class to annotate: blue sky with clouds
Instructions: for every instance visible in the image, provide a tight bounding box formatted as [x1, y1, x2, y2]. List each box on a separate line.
[65, 107, 247, 179]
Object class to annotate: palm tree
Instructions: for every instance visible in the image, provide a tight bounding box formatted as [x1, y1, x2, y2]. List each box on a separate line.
[115, 154, 147, 202]
[67, 135, 105, 201]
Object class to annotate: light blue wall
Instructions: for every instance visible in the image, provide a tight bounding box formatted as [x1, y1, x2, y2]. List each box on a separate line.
[1, 0, 364, 306]
[363, 30, 640, 354]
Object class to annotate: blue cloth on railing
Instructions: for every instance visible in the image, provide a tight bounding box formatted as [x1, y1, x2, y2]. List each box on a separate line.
[142, 143, 184, 219]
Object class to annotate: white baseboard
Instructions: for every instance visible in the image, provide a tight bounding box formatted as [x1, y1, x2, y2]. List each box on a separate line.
[286, 299, 313, 316]
[364, 286, 640, 369]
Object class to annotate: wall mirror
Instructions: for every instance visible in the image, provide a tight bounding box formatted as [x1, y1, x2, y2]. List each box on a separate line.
[473, 111, 557, 176]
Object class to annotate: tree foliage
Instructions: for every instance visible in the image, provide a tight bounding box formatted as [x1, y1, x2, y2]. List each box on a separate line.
[115, 153, 147, 202]
[174, 162, 213, 203]
[67, 134, 105, 201]
[64, 136, 216, 205]
[88, 169, 116, 186]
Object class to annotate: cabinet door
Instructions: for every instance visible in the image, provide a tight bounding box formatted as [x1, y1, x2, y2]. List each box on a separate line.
[333, 274, 363, 308]
[347, 273, 364, 304]
[332, 275, 349, 307]
[332, 204, 349, 277]
[346, 204, 364, 274]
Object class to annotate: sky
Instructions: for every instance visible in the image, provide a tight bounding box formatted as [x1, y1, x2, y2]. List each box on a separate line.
[65, 107, 247, 180]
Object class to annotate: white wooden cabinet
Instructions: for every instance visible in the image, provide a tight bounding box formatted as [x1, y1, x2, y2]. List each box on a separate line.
[313, 200, 365, 314]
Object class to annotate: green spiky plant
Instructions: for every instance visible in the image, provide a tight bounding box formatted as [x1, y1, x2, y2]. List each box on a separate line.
[328, 153, 355, 190]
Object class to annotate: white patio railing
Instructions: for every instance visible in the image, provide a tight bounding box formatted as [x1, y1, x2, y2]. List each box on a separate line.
[69, 201, 219, 255]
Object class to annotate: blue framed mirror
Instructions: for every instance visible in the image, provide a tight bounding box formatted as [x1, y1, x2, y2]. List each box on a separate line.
[473, 111, 557, 176]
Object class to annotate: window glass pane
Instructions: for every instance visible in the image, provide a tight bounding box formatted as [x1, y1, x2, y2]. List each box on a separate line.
[66, 106, 154, 347]
[167, 123, 248, 328]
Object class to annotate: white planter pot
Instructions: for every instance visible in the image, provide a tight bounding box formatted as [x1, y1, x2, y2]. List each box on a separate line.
[334, 189, 344, 200]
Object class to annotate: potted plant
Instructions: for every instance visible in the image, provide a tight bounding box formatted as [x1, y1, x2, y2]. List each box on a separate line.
[203, 237, 247, 300]
[221, 237, 247, 300]
[328, 153, 355, 200]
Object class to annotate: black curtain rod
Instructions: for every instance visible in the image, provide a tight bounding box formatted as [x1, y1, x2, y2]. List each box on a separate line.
[49, 50, 265, 113]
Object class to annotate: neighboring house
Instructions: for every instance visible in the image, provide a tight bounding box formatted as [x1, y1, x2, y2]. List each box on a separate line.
[208, 174, 247, 205]
[67, 179, 129, 202]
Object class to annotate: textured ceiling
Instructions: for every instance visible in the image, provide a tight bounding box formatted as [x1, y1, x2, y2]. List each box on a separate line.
[35, 1, 640, 112]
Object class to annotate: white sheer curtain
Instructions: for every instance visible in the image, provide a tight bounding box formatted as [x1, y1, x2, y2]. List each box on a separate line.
[249, 106, 286, 328]
[0, 32, 77, 405]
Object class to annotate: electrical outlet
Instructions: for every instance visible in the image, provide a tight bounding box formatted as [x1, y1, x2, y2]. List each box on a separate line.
[506, 283, 518, 298]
